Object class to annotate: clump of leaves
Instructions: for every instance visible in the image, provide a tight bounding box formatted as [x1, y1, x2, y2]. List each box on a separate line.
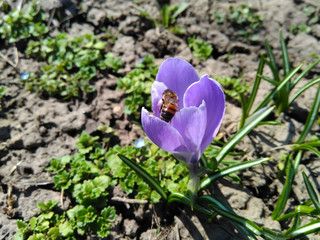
[117, 55, 157, 117]
[107, 142, 189, 203]
[214, 76, 250, 102]
[188, 36, 213, 60]
[213, 11, 226, 24]
[136, 1, 189, 34]
[50, 130, 188, 203]
[14, 126, 188, 238]
[214, 4, 263, 42]
[15, 199, 116, 239]
[16, 131, 119, 239]
[0, 0, 48, 43]
[23, 33, 122, 99]
[290, 5, 319, 35]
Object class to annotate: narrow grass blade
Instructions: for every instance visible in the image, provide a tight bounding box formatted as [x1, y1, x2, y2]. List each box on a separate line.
[286, 220, 320, 239]
[272, 152, 302, 219]
[216, 106, 275, 163]
[260, 75, 279, 86]
[135, 7, 157, 27]
[284, 213, 301, 236]
[280, 31, 291, 77]
[118, 154, 167, 200]
[254, 63, 303, 112]
[293, 150, 302, 173]
[208, 202, 262, 236]
[288, 76, 320, 106]
[296, 205, 317, 214]
[199, 196, 259, 239]
[200, 158, 270, 190]
[167, 192, 191, 205]
[257, 121, 282, 126]
[265, 39, 280, 82]
[296, 83, 320, 144]
[292, 144, 320, 158]
[305, 141, 320, 147]
[291, 58, 320, 90]
[246, 54, 265, 116]
[276, 205, 316, 222]
[238, 92, 247, 129]
[271, 157, 295, 220]
[244, 107, 269, 127]
[276, 211, 297, 222]
[302, 171, 320, 212]
[170, 2, 189, 20]
[261, 227, 286, 240]
[167, 192, 213, 215]
[200, 155, 208, 169]
[161, 4, 169, 28]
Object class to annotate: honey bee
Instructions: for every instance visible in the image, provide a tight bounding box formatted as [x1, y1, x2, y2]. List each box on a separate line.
[160, 89, 179, 122]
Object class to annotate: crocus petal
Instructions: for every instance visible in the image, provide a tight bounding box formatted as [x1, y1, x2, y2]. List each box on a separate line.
[184, 75, 225, 153]
[141, 108, 187, 153]
[173, 152, 193, 164]
[171, 101, 207, 159]
[156, 58, 199, 108]
[151, 81, 168, 118]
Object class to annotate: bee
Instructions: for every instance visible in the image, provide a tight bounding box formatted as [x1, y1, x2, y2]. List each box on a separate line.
[160, 89, 179, 122]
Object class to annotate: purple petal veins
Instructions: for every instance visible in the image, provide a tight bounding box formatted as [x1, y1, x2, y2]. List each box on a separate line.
[141, 58, 225, 165]
[171, 101, 207, 163]
[141, 108, 187, 153]
[155, 58, 199, 108]
[184, 75, 225, 153]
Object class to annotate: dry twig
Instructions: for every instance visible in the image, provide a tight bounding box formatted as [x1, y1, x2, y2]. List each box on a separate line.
[111, 196, 148, 204]
[3, 184, 14, 217]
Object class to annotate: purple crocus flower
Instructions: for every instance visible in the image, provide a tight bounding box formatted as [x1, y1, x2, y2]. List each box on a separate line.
[141, 58, 225, 166]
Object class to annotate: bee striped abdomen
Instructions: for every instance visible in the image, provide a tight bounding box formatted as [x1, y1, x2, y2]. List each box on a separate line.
[160, 103, 177, 122]
[160, 89, 179, 122]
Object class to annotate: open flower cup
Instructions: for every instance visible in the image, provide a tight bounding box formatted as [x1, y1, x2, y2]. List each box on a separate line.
[141, 58, 225, 195]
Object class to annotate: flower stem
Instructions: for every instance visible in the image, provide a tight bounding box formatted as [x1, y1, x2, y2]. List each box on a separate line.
[187, 163, 200, 209]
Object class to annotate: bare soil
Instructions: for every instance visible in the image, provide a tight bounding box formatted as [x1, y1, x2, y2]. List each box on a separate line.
[1, 0, 320, 239]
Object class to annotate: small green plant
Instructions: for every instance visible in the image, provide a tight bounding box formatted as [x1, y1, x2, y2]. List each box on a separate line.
[108, 143, 189, 202]
[237, 31, 320, 129]
[50, 130, 189, 203]
[15, 127, 191, 238]
[117, 55, 158, 116]
[15, 131, 118, 239]
[23, 33, 122, 99]
[15, 199, 116, 239]
[0, 0, 48, 43]
[303, 5, 319, 25]
[214, 76, 250, 102]
[229, 4, 263, 41]
[290, 23, 311, 35]
[214, 4, 263, 42]
[188, 36, 213, 60]
[136, 1, 189, 34]
[213, 11, 226, 24]
[273, 171, 320, 238]
[290, 5, 318, 35]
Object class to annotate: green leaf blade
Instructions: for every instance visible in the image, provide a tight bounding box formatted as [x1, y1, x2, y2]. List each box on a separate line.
[118, 154, 167, 201]
[200, 158, 270, 190]
[302, 171, 320, 212]
[216, 106, 275, 163]
[296, 83, 320, 144]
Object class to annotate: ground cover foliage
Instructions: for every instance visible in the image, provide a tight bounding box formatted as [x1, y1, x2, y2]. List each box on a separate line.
[1, 0, 320, 239]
